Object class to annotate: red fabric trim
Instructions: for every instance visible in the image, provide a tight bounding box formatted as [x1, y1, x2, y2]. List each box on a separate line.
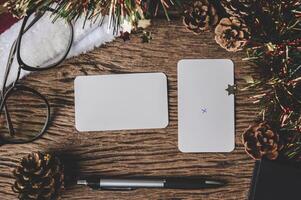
[0, 12, 18, 34]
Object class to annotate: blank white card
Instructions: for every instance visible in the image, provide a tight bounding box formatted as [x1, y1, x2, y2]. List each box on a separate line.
[178, 59, 235, 153]
[74, 73, 169, 132]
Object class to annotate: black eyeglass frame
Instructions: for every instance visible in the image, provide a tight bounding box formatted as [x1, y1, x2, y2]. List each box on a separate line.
[0, 8, 74, 144]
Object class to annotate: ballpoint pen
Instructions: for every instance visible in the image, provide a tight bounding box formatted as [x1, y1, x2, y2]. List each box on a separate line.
[77, 177, 226, 190]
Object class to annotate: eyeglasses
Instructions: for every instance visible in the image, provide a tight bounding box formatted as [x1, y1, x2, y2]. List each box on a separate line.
[0, 8, 73, 144]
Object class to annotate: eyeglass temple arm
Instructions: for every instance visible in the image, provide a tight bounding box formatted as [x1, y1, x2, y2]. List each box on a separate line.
[4, 105, 15, 136]
[0, 37, 17, 136]
[1, 11, 50, 139]
[1, 12, 44, 136]
[2, 10, 44, 87]
[0, 94, 15, 137]
[1, 11, 42, 84]
[0, 12, 45, 139]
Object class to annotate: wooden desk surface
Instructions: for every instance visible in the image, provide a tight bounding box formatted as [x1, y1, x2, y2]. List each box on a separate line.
[0, 18, 257, 200]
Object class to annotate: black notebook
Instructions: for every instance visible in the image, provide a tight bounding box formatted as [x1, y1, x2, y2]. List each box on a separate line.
[249, 159, 301, 200]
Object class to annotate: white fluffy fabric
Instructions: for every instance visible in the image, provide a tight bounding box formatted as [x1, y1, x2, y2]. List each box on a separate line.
[0, 13, 131, 89]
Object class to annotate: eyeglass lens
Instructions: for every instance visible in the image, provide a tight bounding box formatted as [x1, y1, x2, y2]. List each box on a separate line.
[18, 10, 73, 69]
[0, 88, 48, 143]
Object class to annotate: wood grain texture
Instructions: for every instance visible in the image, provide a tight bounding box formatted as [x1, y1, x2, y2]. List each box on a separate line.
[0, 18, 259, 200]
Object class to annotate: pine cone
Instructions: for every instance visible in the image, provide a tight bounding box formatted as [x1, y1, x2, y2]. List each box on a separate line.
[12, 152, 64, 200]
[214, 16, 250, 52]
[183, 0, 219, 33]
[242, 122, 283, 160]
[221, 0, 257, 18]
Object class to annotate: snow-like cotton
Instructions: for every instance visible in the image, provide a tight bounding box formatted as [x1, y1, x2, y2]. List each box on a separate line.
[0, 12, 131, 89]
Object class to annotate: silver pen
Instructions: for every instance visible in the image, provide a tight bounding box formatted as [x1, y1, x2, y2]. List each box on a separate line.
[77, 177, 226, 190]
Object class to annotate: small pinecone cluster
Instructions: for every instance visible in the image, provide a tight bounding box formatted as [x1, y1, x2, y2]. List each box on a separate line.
[183, 0, 219, 33]
[214, 16, 250, 52]
[242, 122, 283, 160]
[221, 0, 257, 18]
[12, 152, 64, 200]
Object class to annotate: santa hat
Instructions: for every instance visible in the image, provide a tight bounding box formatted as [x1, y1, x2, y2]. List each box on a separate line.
[0, 2, 19, 34]
[0, 5, 132, 88]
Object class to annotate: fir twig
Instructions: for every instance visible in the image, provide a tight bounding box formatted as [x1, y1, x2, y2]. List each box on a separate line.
[3, 0, 182, 31]
[242, 1, 301, 160]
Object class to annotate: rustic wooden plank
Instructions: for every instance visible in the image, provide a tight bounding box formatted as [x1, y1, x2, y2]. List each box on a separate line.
[0, 18, 258, 200]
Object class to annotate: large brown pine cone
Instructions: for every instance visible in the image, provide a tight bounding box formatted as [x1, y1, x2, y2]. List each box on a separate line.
[183, 0, 219, 33]
[242, 122, 283, 160]
[214, 16, 250, 52]
[12, 152, 64, 200]
[221, 0, 257, 18]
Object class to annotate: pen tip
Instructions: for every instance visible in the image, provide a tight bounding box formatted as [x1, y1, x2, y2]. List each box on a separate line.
[77, 180, 88, 185]
[205, 180, 226, 186]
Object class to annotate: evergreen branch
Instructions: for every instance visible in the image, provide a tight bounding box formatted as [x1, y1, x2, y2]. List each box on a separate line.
[241, 1, 301, 160]
[3, 0, 182, 30]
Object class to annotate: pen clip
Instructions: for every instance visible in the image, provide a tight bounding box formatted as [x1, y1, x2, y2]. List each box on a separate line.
[100, 187, 136, 191]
